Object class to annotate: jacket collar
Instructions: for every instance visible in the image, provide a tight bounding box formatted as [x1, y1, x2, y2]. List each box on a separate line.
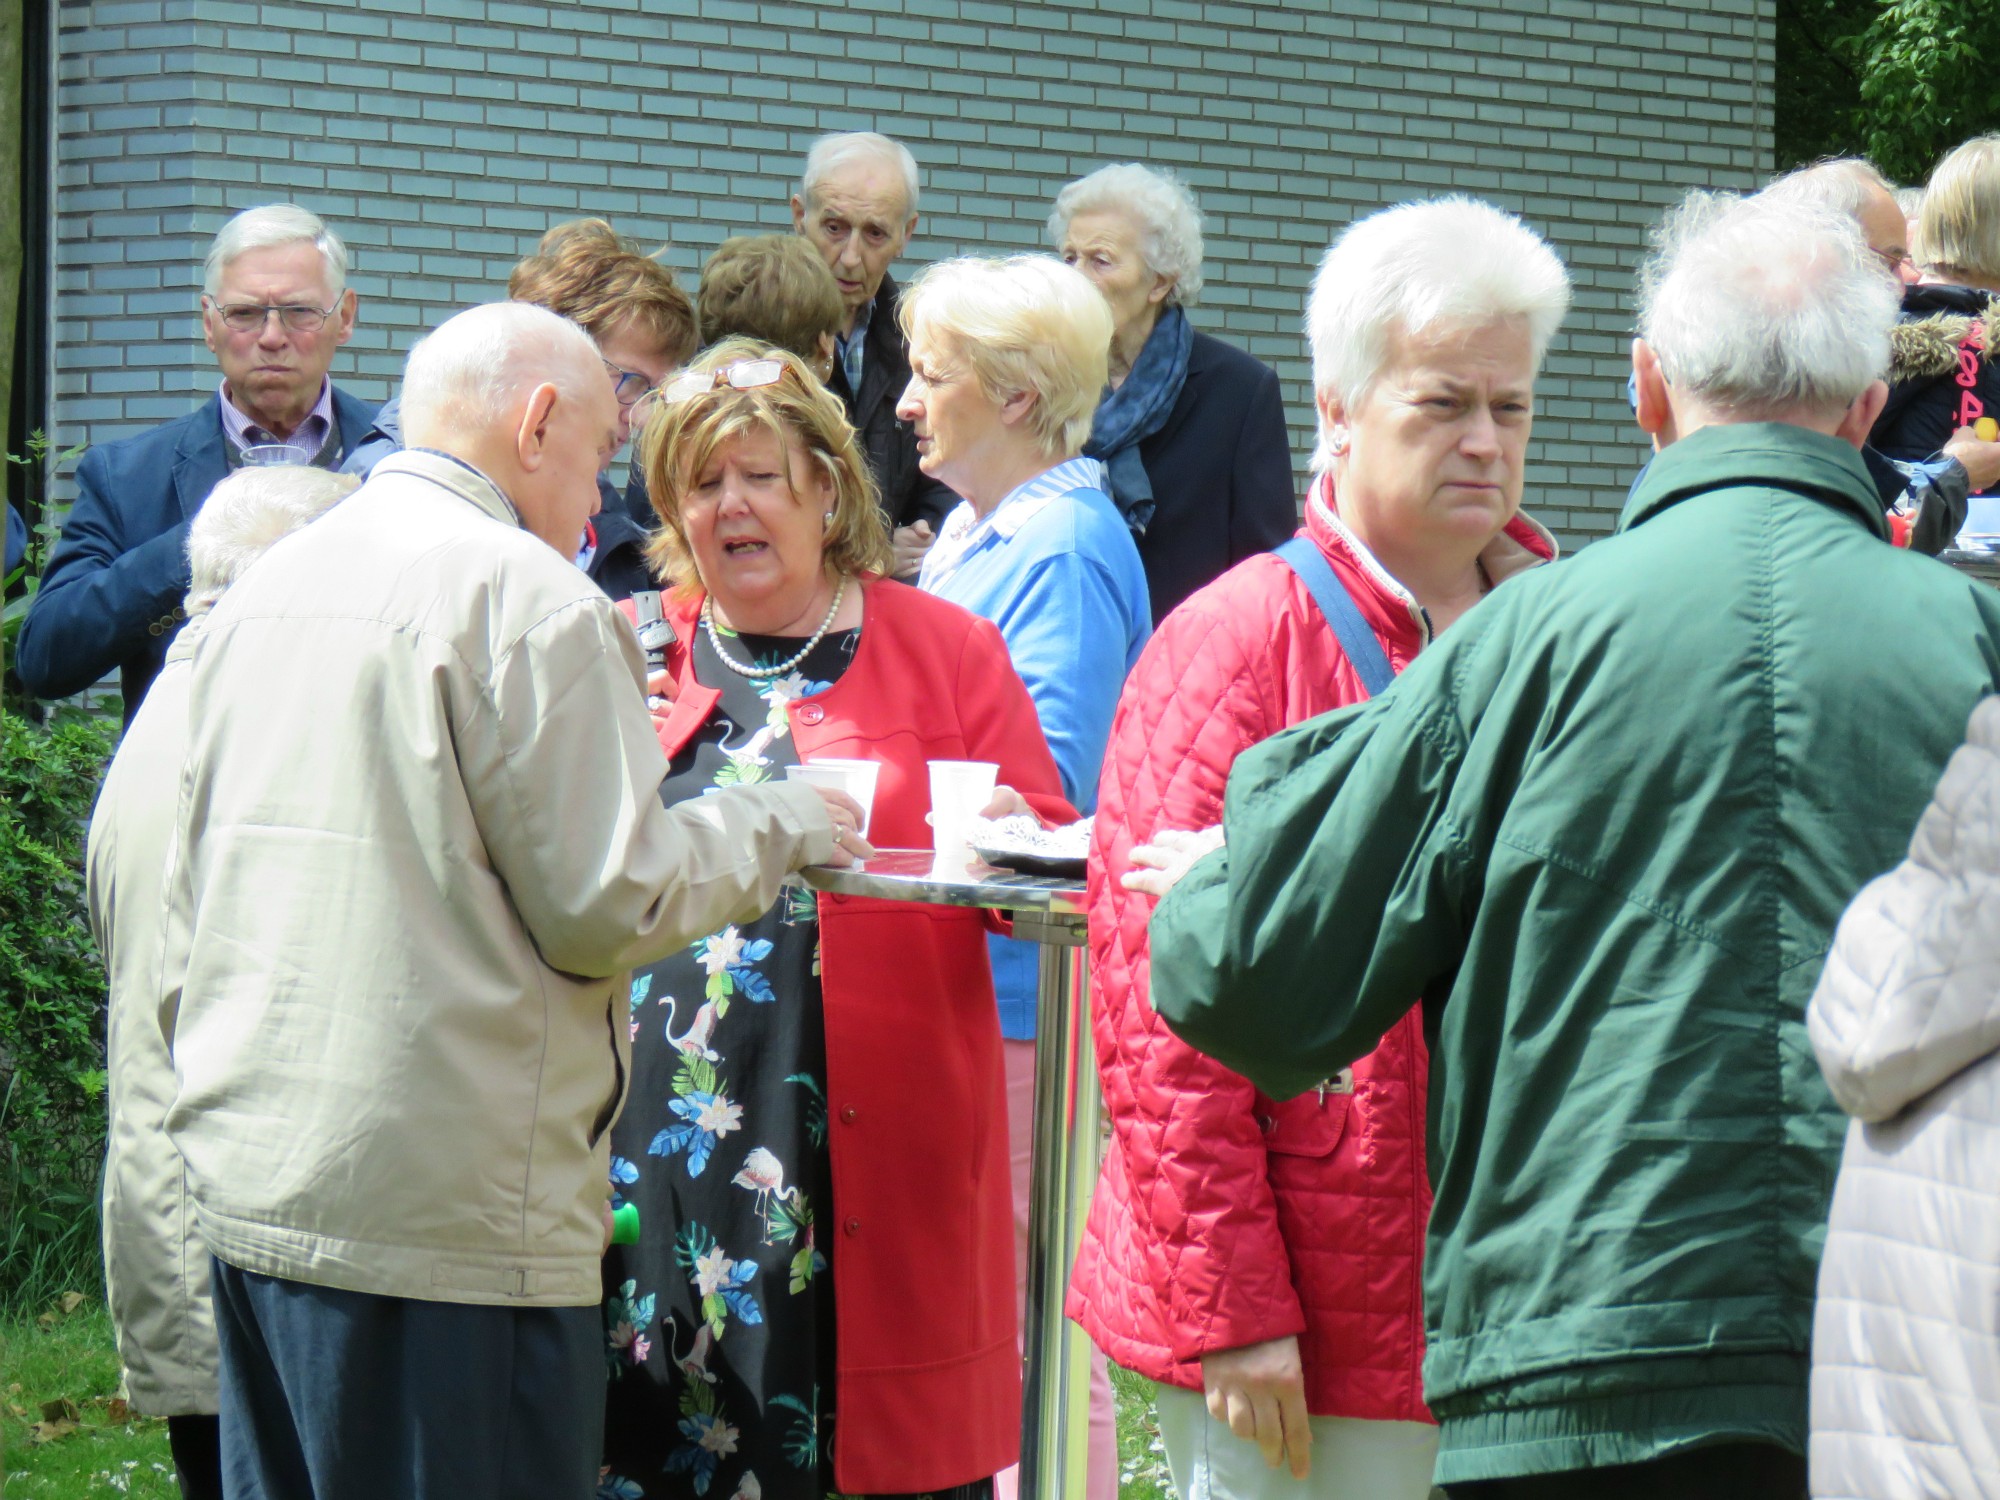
[1304, 474, 1560, 651]
[371, 448, 523, 529]
[1619, 422, 1888, 541]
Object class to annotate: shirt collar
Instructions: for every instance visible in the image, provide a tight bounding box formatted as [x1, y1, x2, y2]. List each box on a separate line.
[218, 377, 335, 454]
[918, 456, 1107, 591]
[836, 298, 875, 390]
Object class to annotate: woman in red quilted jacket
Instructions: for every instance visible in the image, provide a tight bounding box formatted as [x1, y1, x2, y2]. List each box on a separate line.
[1069, 197, 1571, 1500]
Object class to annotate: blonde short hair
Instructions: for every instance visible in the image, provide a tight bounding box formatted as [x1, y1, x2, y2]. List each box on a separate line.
[1919, 135, 2000, 286]
[641, 338, 893, 596]
[897, 255, 1112, 459]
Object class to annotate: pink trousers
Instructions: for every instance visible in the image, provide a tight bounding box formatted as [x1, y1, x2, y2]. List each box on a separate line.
[995, 1037, 1118, 1500]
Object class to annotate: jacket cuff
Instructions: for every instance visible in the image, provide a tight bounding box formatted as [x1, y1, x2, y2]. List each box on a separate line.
[770, 778, 836, 866]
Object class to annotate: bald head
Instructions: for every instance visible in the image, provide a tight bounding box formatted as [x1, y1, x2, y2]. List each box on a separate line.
[401, 301, 620, 555]
[1763, 158, 1914, 283]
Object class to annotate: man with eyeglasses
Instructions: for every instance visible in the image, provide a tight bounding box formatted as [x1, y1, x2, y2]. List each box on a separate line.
[1762, 158, 2000, 555]
[17, 202, 377, 724]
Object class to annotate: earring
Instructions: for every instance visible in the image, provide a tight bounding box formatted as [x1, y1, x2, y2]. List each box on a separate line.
[822, 511, 834, 524]
[1329, 432, 1349, 457]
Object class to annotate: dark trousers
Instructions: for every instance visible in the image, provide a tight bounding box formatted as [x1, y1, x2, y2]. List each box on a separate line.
[168, 1413, 223, 1500]
[1447, 1441, 1809, 1500]
[210, 1257, 602, 1500]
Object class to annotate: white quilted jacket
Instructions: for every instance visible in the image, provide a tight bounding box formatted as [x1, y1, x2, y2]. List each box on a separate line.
[1807, 695, 2000, 1500]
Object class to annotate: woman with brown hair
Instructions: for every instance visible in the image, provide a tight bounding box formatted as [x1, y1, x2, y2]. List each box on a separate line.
[600, 339, 1074, 1500]
[344, 218, 697, 581]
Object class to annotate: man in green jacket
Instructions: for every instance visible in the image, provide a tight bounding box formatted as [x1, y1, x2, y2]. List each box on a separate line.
[1139, 191, 2000, 1496]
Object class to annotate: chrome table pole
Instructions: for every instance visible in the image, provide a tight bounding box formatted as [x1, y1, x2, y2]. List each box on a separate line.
[789, 853, 1096, 1500]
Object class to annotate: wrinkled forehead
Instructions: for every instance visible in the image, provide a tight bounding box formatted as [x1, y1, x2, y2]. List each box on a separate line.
[213, 239, 337, 300]
[807, 160, 912, 231]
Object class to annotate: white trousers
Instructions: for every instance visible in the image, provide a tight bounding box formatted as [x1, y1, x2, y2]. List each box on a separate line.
[1153, 1383, 1442, 1500]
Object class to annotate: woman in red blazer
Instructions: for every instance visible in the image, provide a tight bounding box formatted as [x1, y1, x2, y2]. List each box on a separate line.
[601, 340, 1073, 1500]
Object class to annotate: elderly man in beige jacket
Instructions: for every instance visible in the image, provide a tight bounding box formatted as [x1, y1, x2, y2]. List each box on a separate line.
[161, 301, 868, 1500]
[90, 464, 358, 1500]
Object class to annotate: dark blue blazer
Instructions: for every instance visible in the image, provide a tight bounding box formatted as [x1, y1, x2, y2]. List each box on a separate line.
[16, 386, 378, 720]
[1133, 330, 1298, 623]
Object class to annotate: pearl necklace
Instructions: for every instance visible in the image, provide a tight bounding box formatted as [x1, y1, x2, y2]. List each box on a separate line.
[701, 575, 849, 680]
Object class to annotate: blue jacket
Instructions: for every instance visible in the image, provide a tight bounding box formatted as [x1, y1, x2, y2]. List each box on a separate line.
[5, 503, 24, 575]
[920, 458, 1152, 1036]
[17, 387, 378, 720]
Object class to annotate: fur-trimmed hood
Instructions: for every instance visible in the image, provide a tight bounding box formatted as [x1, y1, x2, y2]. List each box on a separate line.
[1888, 283, 2000, 382]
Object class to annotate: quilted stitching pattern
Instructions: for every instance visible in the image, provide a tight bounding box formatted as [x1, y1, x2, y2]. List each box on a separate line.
[1068, 517, 1438, 1423]
[1809, 699, 2000, 1497]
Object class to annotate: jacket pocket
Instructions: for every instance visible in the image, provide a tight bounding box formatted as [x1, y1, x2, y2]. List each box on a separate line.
[1256, 1071, 1353, 1158]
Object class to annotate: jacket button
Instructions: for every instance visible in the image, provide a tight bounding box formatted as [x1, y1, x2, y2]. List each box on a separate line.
[840, 1105, 858, 1124]
[798, 704, 825, 725]
[843, 1216, 861, 1236]
[147, 622, 163, 636]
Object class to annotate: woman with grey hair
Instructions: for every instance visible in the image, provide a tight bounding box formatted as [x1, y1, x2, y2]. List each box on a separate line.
[1074, 196, 1569, 1500]
[1049, 163, 1296, 620]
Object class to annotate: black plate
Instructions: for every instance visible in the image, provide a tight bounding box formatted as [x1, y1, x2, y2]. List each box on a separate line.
[972, 843, 1086, 878]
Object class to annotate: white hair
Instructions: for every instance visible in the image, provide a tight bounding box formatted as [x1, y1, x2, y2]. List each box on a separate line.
[1306, 196, 1572, 471]
[399, 301, 605, 448]
[799, 132, 920, 218]
[203, 203, 349, 299]
[1638, 189, 1900, 418]
[185, 467, 358, 618]
[1047, 163, 1206, 305]
[1761, 157, 1895, 223]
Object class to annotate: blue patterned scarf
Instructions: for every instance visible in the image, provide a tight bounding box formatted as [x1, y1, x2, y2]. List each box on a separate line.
[1084, 304, 1192, 536]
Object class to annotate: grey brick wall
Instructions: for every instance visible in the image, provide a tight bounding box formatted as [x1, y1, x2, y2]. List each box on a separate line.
[53, 0, 1774, 544]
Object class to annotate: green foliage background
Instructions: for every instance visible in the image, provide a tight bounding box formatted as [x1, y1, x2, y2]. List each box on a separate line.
[1779, 0, 2000, 182]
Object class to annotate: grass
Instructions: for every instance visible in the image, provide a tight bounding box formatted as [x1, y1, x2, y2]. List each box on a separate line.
[0, 1295, 1171, 1500]
[0, 1297, 173, 1498]
[1113, 1362, 1173, 1500]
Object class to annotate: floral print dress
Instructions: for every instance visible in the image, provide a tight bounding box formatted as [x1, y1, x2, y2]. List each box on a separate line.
[600, 621, 992, 1500]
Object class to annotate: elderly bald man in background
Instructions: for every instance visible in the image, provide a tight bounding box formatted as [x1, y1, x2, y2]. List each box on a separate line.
[162, 302, 870, 1500]
[792, 130, 958, 575]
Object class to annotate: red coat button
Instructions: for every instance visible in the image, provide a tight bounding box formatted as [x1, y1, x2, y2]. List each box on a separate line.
[843, 1216, 861, 1236]
[798, 704, 825, 725]
[840, 1105, 858, 1123]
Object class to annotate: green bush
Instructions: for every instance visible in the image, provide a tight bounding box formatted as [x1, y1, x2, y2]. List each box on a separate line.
[1, 707, 117, 1310]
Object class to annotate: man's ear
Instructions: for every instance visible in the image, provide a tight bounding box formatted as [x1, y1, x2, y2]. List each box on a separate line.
[1834, 378, 1889, 451]
[333, 287, 358, 347]
[790, 194, 809, 236]
[514, 383, 561, 471]
[1632, 338, 1675, 447]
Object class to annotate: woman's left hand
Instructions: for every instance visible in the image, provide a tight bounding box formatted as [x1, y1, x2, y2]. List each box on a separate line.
[1122, 824, 1226, 899]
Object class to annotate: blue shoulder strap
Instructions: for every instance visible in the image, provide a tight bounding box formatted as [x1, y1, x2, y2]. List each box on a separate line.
[1275, 536, 1396, 699]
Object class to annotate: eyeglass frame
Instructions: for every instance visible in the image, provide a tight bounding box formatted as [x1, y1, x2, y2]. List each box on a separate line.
[659, 358, 792, 409]
[601, 357, 659, 409]
[205, 299, 344, 335]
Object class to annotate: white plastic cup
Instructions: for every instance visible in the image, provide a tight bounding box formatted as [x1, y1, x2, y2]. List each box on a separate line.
[927, 759, 998, 853]
[239, 442, 312, 467]
[785, 758, 879, 838]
